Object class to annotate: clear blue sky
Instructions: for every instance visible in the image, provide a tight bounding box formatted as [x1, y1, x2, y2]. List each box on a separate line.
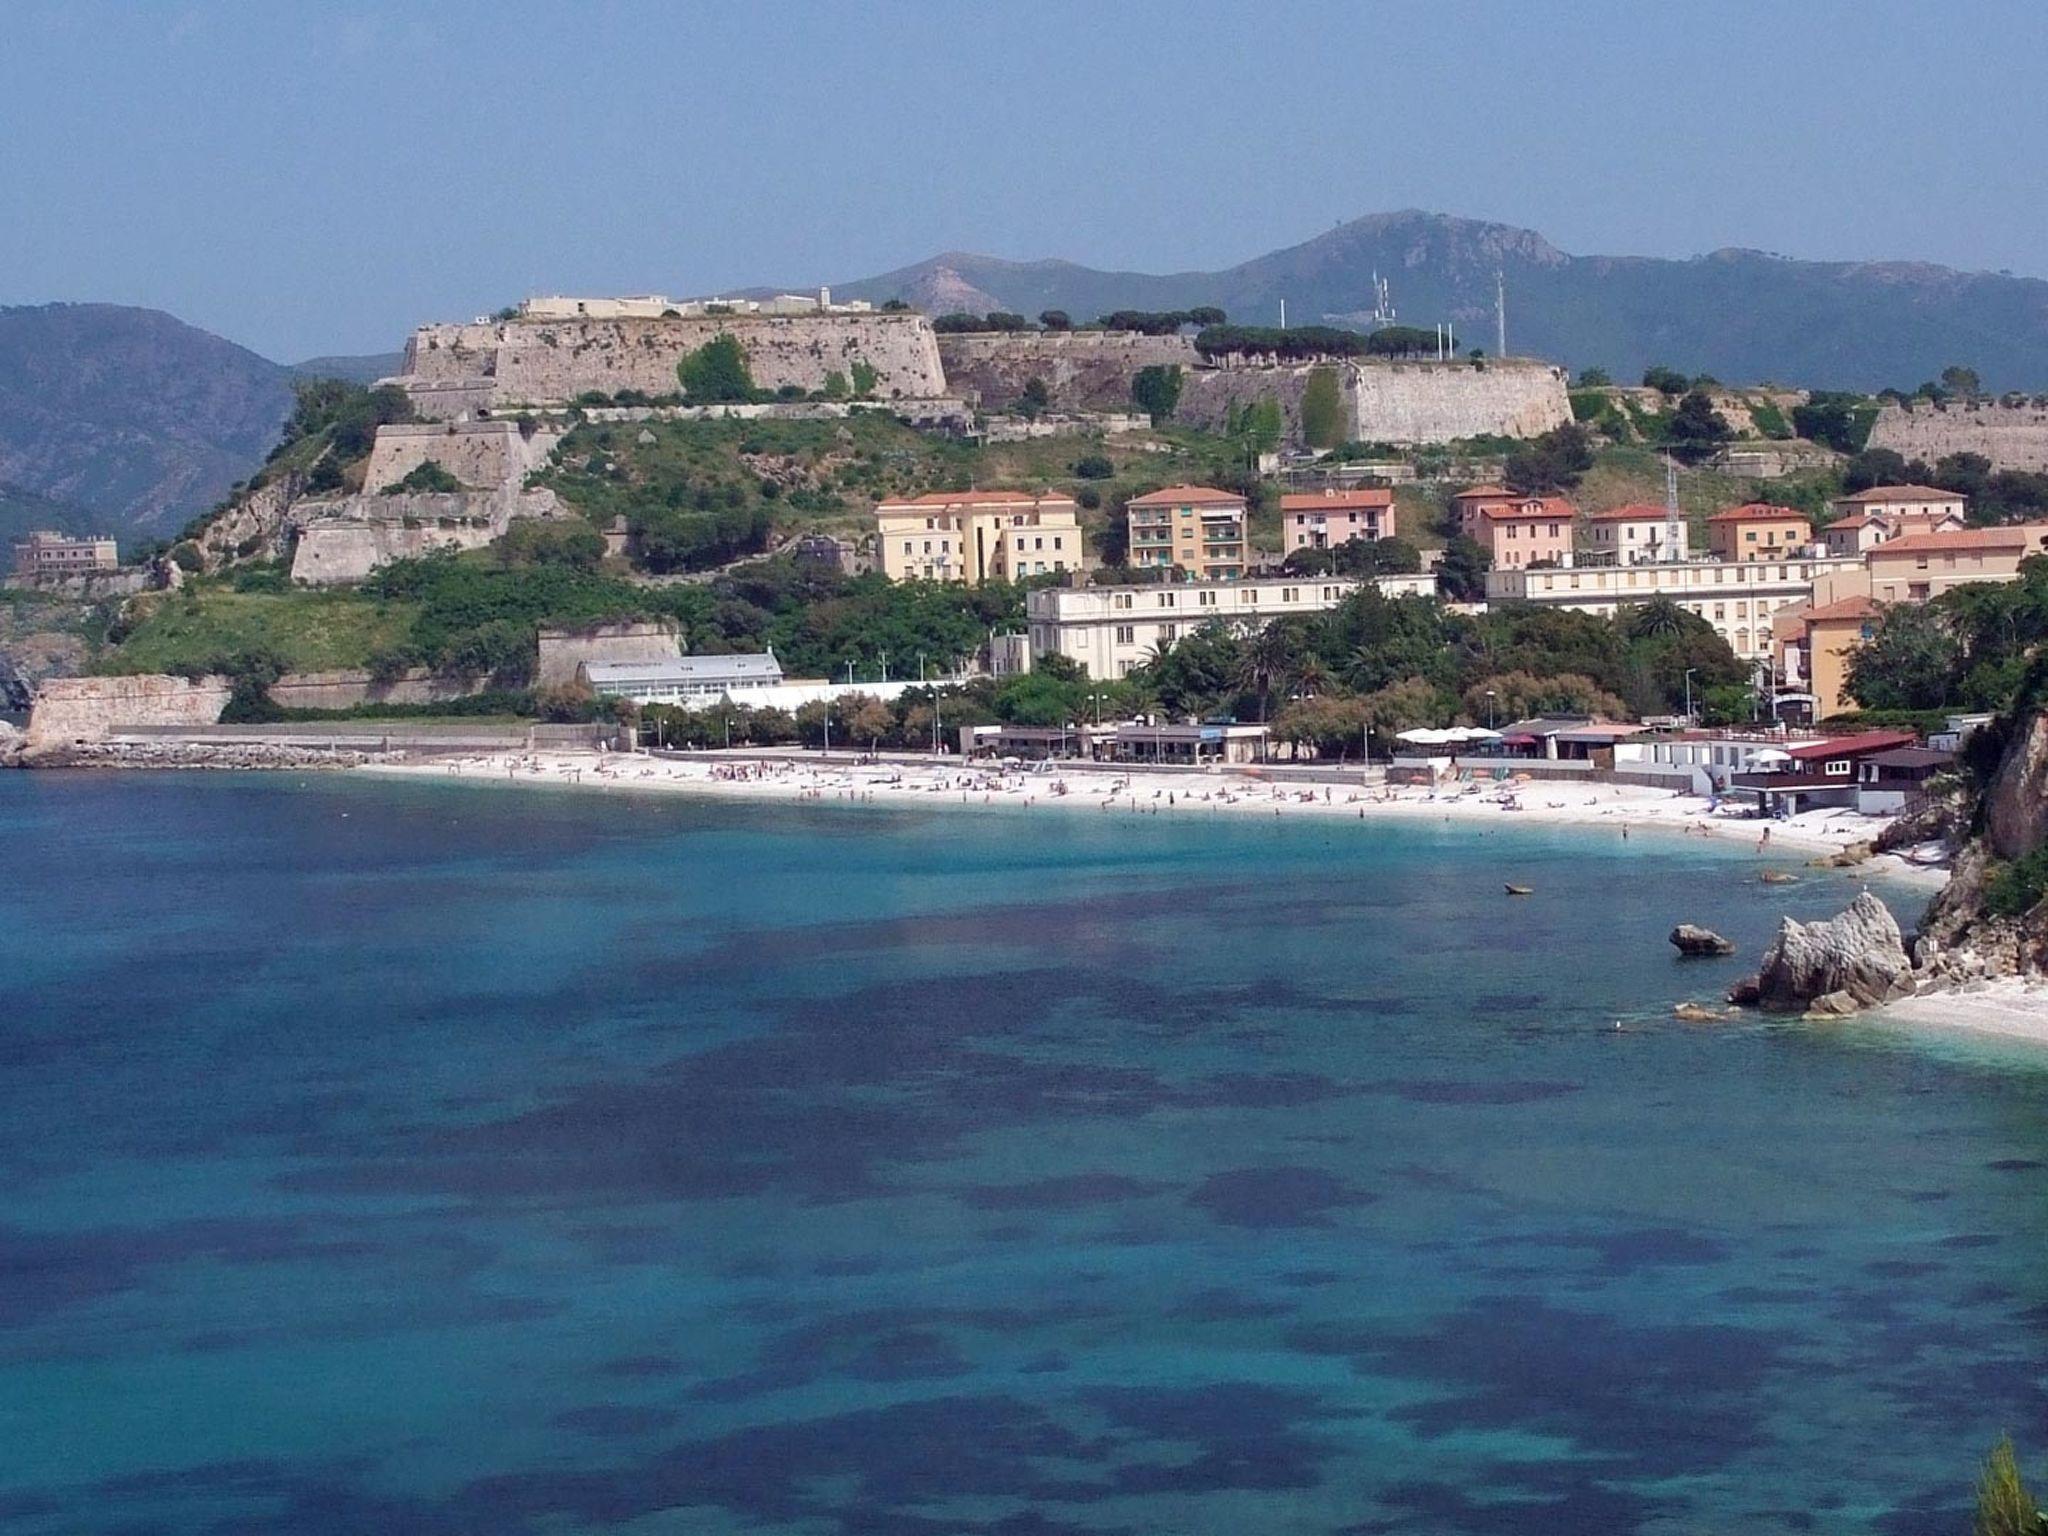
[5, 0, 2043, 362]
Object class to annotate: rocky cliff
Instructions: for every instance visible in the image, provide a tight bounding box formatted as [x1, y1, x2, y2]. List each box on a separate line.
[1915, 710, 2048, 980]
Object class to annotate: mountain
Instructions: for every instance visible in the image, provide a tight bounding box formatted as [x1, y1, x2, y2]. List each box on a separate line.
[289, 352, 403, 385]
[0, 303, 297, 537]
[832, 211, 2048, 391]
[0, 481, 101, 547]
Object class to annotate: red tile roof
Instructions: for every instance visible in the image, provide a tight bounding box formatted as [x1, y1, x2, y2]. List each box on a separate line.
[1588, 503, 1673, 523]
[1451, 485, 1513, 500]
[1825, 513, 1887, 532]
[1280, 488, 1393, 511]
[1837, 484, 1967, 504]
[881, 490, 1074, 508]
[1480, 497, 1574, 521]
[1126, 485, 1246, 507]
[1786, 730, 1917, 761]
[1804, 596, 1882, 623]
[1707, 502, 1809, 524]
[1872, 525, 2048, 556]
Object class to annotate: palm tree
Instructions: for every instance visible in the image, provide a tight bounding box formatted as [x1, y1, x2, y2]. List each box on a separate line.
[1627, 596, 1688, 642]
[1293, 654, 1332, 699]
[1233, 625, 1295, 722]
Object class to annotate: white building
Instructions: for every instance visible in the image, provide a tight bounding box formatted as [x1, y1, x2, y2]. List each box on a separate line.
[1486, 555, 1861, 661]
[584, 652, 786, 703]
[1027, 573, 1437, 678]
[1584, 504, 1688, 564]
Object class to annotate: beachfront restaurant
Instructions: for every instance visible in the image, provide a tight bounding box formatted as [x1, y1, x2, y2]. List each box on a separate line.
[959, 723, 1108, 761]
[1488, 717, 1644, 761]
[1108, 721, 1270, 765]
[1728, 729, 1920, 816]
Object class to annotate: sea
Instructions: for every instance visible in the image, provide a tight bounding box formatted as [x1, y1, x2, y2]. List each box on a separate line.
[2, 769, 2045, 1535]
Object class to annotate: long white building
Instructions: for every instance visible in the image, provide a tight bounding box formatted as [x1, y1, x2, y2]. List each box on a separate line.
[1027, 573, 1437, 678]
[1486, 555, 1861, 661]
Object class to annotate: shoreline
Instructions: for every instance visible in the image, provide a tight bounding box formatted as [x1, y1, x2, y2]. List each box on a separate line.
[354, 748, 1951, 890]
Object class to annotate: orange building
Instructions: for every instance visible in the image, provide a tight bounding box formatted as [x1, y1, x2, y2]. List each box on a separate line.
[1475, 497, 1575, 570]
[1125, 486, 1250, 580]
[1794, 595, 1883, 720]
[1866, 524, 2048, 603]
[1706, 503, 1813, 562]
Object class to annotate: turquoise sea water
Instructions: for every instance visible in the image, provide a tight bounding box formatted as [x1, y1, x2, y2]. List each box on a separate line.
[2, 770, 2045, 1534]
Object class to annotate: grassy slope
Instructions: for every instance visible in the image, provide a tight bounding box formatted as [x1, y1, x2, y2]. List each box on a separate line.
[103, 587, 417, 674]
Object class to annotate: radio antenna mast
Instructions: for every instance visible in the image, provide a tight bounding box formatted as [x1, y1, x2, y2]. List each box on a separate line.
[1664, 455, 1683, 563]
[1495, 269, 1507, 358]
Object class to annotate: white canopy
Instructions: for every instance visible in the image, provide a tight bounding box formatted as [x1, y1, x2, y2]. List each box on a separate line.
[1749, 747, 1794, 764]
[1396, 726, 1503, 746]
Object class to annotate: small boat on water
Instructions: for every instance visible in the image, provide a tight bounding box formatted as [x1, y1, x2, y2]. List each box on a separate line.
[1504, 883, 1533, 896]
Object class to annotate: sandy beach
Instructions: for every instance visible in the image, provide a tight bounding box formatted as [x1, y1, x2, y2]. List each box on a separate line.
[359, 747, 1952, 888]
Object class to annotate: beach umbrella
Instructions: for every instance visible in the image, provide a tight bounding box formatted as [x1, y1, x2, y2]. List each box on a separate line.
[1396, 728, 1446, 745]
[1750, 748, 1793, 765]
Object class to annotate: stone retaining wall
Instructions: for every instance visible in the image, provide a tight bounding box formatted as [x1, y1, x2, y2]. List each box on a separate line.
[26, 674, 231, 749]
[1867, 400, 2048, 471]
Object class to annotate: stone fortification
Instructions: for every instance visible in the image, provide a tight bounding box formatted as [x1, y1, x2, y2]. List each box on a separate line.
[289, 487, 562, 585]
[1177, 358, 1571, 446]
[26, 674, 231, 750]
[535, 621, 683, 690]
[264, 668, 487, 713]
[361, 420, 563, 492]
[1866, 400, 2048, 471]
[936, 332, 1199, 411]
[395, 312, 947, 415]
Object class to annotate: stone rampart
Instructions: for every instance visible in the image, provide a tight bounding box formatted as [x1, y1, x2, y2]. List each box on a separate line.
[397, 312, 947, 414]
[361, 421, 562, 493]
[936, 332, 1199, 411]
[27, 674, 231, 749]
[1178, 358, 1571, 446]
[1867, 400, 2048, 471]
[288, 488, 560, 585]
[535, 620, 683, 689]
[265, 668, 484, 712]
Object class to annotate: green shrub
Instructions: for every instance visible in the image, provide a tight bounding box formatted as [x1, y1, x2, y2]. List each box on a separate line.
[1986, 849, 2048, 918]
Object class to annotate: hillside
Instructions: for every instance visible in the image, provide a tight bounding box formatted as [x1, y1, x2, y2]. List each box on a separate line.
[833, 211, 2048, 392]
[0, 303, 297, 536]
[288, 352, 403, 385]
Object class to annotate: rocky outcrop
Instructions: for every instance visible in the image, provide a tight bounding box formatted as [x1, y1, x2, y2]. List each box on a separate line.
[1741, 892, 1914, 1014]
[0, 719, 23, 767]
[1910, 710, 2048, 982]
[1670, 924, 1736, 957]
[1984, 711, 2048, 861]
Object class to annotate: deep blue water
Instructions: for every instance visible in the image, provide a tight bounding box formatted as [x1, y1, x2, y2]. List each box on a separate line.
[3, 770, 2046, 1535]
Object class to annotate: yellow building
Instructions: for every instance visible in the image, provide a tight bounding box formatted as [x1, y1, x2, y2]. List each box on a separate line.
[1866, 524, 2048, 603]
[1706, 503, 1813, 562]
[1125, 486, 1249, 579]
[874, 491, 1083, 584]
[1797, 595, 1882, 720]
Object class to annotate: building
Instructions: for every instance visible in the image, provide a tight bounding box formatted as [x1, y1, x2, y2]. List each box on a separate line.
[1108, 721, 1270, 764]
[1585, 504, 1688, 565]
[1856, 746, 1955, 815]
[11, 530, 118, 583]
[1486, 555, 1860, 661]
[1792, 595, 1882, 720]
[583, 652, 786, 704]
[1706, 503, 1813, 562]
[1475, 497, 1575, 570]
[960, 722, 1108, 760]
[1820, 513, 1893, 558]
[1866, 524, 2048, 604]
[1125, 486, 1250, 580]
[875, 491, 1083, 584]
[1451, 486, 1517, 540]
[792, 533, 863, 575]
[1488, 717, 1645, 760]
[1281, 488, 1395, 555]
[1731, 729, 1920, 815]
[1828, 484, 1968, 526]
[1028, 572, 1437, 678]
[1612, 729, 1832, 794]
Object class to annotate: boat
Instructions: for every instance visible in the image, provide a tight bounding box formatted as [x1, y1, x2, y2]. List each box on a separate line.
[1504, 883, 1533, 896]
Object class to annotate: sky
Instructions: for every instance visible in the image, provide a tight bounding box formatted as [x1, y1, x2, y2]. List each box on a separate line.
[4, 0, 2046, 362]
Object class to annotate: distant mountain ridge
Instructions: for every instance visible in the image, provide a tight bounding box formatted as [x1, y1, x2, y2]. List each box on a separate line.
[831, 210, 2048, 391]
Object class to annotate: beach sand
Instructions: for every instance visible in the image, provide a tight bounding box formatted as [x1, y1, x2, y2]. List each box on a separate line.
[1878, 979, 2048, 1043]
[359, 748, 1950, 889]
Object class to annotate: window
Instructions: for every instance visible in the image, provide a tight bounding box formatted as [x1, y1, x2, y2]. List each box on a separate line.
[1824, 759, 1851, 777]
[1158, 624, 1176, 642]
[1159, 592, 1176, 608]
[1114, 625, 1135, 644]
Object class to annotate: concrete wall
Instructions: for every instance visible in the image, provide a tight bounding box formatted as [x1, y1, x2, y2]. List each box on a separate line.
[361, 421, 562, 493]
[397, 312, 947, 412]
[1867, 399, 2048, 471]
[265, 668, 482, 712]
[27, 674, 231, 747]
[1177, 358, 1571, 446]
[936, 332, 1199, 410]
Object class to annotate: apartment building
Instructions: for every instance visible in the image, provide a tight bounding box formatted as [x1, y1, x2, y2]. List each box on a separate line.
[1125, 486, 1249, 580]
[1584, 504, 1688, 564]
[1865, 524, 2048, 603]
[1827, 484, 1968, 526]
[875, 491, 1083, 584]
[1706, 503, 1812, 562]
[1027, 572, 1437, 678]
[1485, 555, 1861, 660]
[1280, 488, 1395, 555]
[11, 530, 118, 583]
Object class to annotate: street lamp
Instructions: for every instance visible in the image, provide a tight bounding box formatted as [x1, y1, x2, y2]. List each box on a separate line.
[723, 714, 732, 750]
[1484, 688, 1497, 729]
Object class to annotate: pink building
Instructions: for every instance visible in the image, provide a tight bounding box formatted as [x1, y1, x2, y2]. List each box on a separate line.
[1281, 488, 1395, 555]
[1476, 496, 1575, 569]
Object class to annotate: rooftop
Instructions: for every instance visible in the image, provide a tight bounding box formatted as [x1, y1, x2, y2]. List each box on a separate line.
[1785, 730, 1917, 761]
[1126, 485, 1246, 508]
[1280, 488, 1393, 511]
[1874, 525, 2048, 555]
[1804, 595, 1883, 623]
[1451, 484, 1513, 501]
[1707, 502, 1809, 524]
[1587, 503, 1676, 523]
[584, 653, 784, 685]
[1480, 497, 1574, 521]
[879, 490, 1078, 509]
[1837, 484, 1968, 504]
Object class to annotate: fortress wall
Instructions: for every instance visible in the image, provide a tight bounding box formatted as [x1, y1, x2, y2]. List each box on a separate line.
[1176, 359, 1571, 446]
[288, 489, 556, 585]
[27, 674, 231, 747]
[936, 332, 1199, 410]
[1867, 401, 2048, 471]
[535, 620, 683, 689]
[266, 668, 482, 712]
[400, 313, 947, 406]
[361, 421, 562, 492]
